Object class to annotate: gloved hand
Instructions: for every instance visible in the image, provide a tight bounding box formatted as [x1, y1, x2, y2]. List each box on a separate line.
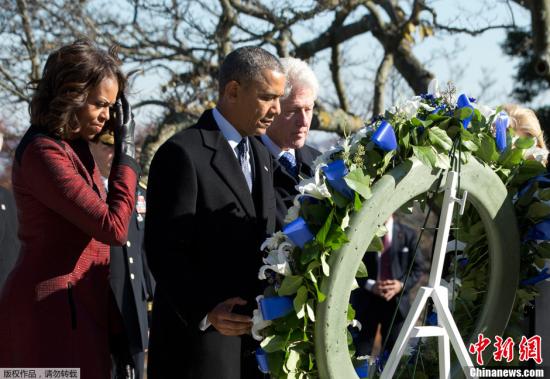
[112, 92, 136, 160]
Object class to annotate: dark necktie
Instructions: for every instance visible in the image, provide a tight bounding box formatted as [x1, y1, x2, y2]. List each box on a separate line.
[237, 138, 252, 192]
[279, 151, 298, 178]
[380, 233, 393, 280]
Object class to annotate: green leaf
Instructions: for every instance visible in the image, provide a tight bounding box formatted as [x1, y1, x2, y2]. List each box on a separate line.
[300, 241, 322, 265]
[353, 192, 363, 211]
[320, 253, 330, 277]
[344, 169, 372, 200]
[306, 299, 316, 321]
[434, 153, 451, 169]
[293, 286, 308, 317]
[326, 224, 349, 250]
[461, 139, 479, 152]
[476, 135, 498, 163]
[536, 243, 550, 259]
[515, 136, 535, 149]
[316, 210, 334, 245]
[412, 145, 437, 168]
[455, 107, 473, 120]
[285, 348, 301, 373]
[261, 335, 286, 353]
[527, 202, 550, 221]
[330, 186, 350, 208]
[460, 286, 478, 302]
[278, 275, 303, 296]
[411, 117, 423, 127]
[539, 188, 550, 201]
[428, 127, 453, 151]
[356, 261, 368, 278]
[398, 123, 410, 150]
[367, 236, 384, 251]
[499, 148, 524, 168]
[347, 303, 356, 321]
[511, 159, 547, 186]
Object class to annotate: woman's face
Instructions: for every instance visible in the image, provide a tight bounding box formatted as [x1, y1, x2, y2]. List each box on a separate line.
[76, 76, 119, 140]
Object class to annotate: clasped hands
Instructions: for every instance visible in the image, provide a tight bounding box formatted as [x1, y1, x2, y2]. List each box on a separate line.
[372, 279, 403, 301]
[207, 297, 253, 336]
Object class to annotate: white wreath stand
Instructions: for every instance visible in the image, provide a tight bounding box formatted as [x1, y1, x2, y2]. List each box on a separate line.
[380, 171, 474, 379]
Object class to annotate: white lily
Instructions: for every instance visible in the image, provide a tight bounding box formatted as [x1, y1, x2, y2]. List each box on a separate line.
[296, 166, 331, 199]
[474, 103, 495, 120]
[427, 79, 440, 97]
[258, 241, 293, 280]
[351, 127, 368, 146]
[349, 319, 362, 331]
[391, 96, 422, 119]
[283, 195, 302, 224]
[260, 231, 288, 252]
[251, 296, 273, 341]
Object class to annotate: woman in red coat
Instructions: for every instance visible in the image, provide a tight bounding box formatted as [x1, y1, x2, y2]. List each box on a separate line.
[0, 40, 139, 378]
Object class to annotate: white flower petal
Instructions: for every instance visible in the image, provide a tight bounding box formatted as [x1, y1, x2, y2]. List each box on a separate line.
[428, 79, 440, 97]
[251, 306, 272, 341]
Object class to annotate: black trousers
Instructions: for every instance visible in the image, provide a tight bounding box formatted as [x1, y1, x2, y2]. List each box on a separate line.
[352, 291, 405, 357]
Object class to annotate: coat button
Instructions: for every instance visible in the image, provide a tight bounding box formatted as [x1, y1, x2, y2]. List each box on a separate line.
[129, 257, 134, 264]
[130, 273, 135, 280]
[126, 241, 132, 247]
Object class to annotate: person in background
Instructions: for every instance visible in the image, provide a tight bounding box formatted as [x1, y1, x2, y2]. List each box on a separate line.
[90, 132, 155, 379]
[503, 103, 548, 164]
[351, 214, 426, 358]
[0, 40, 138, 378]
[0, 132, 20, 293]
[145, 46, 285, 379]
[259, 57, 320, 229]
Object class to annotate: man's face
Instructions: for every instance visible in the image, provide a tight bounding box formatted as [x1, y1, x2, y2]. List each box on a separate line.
[268, 86, 315, 150]
[233, 69, 286, 136]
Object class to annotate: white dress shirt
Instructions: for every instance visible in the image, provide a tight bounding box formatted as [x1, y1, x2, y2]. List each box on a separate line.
[260, 133, 296, 160]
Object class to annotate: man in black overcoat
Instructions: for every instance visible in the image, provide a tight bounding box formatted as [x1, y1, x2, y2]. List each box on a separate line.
[90, 137, 156, 379]
[259, 57, 321, 230]
[145, 46, 286, 379]
[351, 215, 426, 357]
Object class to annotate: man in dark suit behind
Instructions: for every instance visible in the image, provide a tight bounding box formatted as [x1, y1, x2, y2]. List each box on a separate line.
[0, 132, 20, 293]
[145, 46, 286, 379]
[259, 57, 320, 230]
[351, 215, 426, 357]
[90, 137, 156, 379]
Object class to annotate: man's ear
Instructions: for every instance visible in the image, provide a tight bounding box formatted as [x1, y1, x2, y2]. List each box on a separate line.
[223, 80, 240, 104]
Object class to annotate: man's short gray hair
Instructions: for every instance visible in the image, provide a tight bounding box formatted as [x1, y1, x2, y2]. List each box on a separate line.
[280, 57, 319, 100]
[218, 46, 284, 94]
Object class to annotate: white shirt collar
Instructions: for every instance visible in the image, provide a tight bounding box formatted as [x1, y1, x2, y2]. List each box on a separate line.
[385, 216, 394, 242]
[260, 133, 295, 160]
[212, 107, 244, 151]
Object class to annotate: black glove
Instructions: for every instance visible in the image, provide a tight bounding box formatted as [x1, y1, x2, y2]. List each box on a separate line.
[112, 92, 136, 160]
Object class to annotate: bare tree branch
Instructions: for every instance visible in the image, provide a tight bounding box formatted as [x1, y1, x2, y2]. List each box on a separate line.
[330, 43, 350, 112]
[373, 52, 393, 116]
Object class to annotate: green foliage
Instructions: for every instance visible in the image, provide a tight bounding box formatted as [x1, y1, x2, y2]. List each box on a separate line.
[259, 88, 549, 378]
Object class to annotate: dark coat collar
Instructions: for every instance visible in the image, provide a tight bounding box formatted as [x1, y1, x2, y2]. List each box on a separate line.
[198, 110, 272, 220]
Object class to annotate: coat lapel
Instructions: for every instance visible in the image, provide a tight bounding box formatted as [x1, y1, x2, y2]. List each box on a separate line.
[199, 111, 256, 218]
[250, 137, 273, 224]
[295, 147, 315, 178]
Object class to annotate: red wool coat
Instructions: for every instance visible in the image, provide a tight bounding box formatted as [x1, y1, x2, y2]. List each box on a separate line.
[0, 128, 138, 378]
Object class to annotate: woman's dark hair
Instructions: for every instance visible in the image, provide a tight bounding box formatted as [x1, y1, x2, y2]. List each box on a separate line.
[29, 39, 127, 139]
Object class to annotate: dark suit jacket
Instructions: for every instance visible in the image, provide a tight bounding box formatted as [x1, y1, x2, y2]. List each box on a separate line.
[264, 143, 320, 230]
[0, 186, 19, 293]
[145, 110, 276, 378]
[355, 221, 425, 317]
[110, 185, 155, 356]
